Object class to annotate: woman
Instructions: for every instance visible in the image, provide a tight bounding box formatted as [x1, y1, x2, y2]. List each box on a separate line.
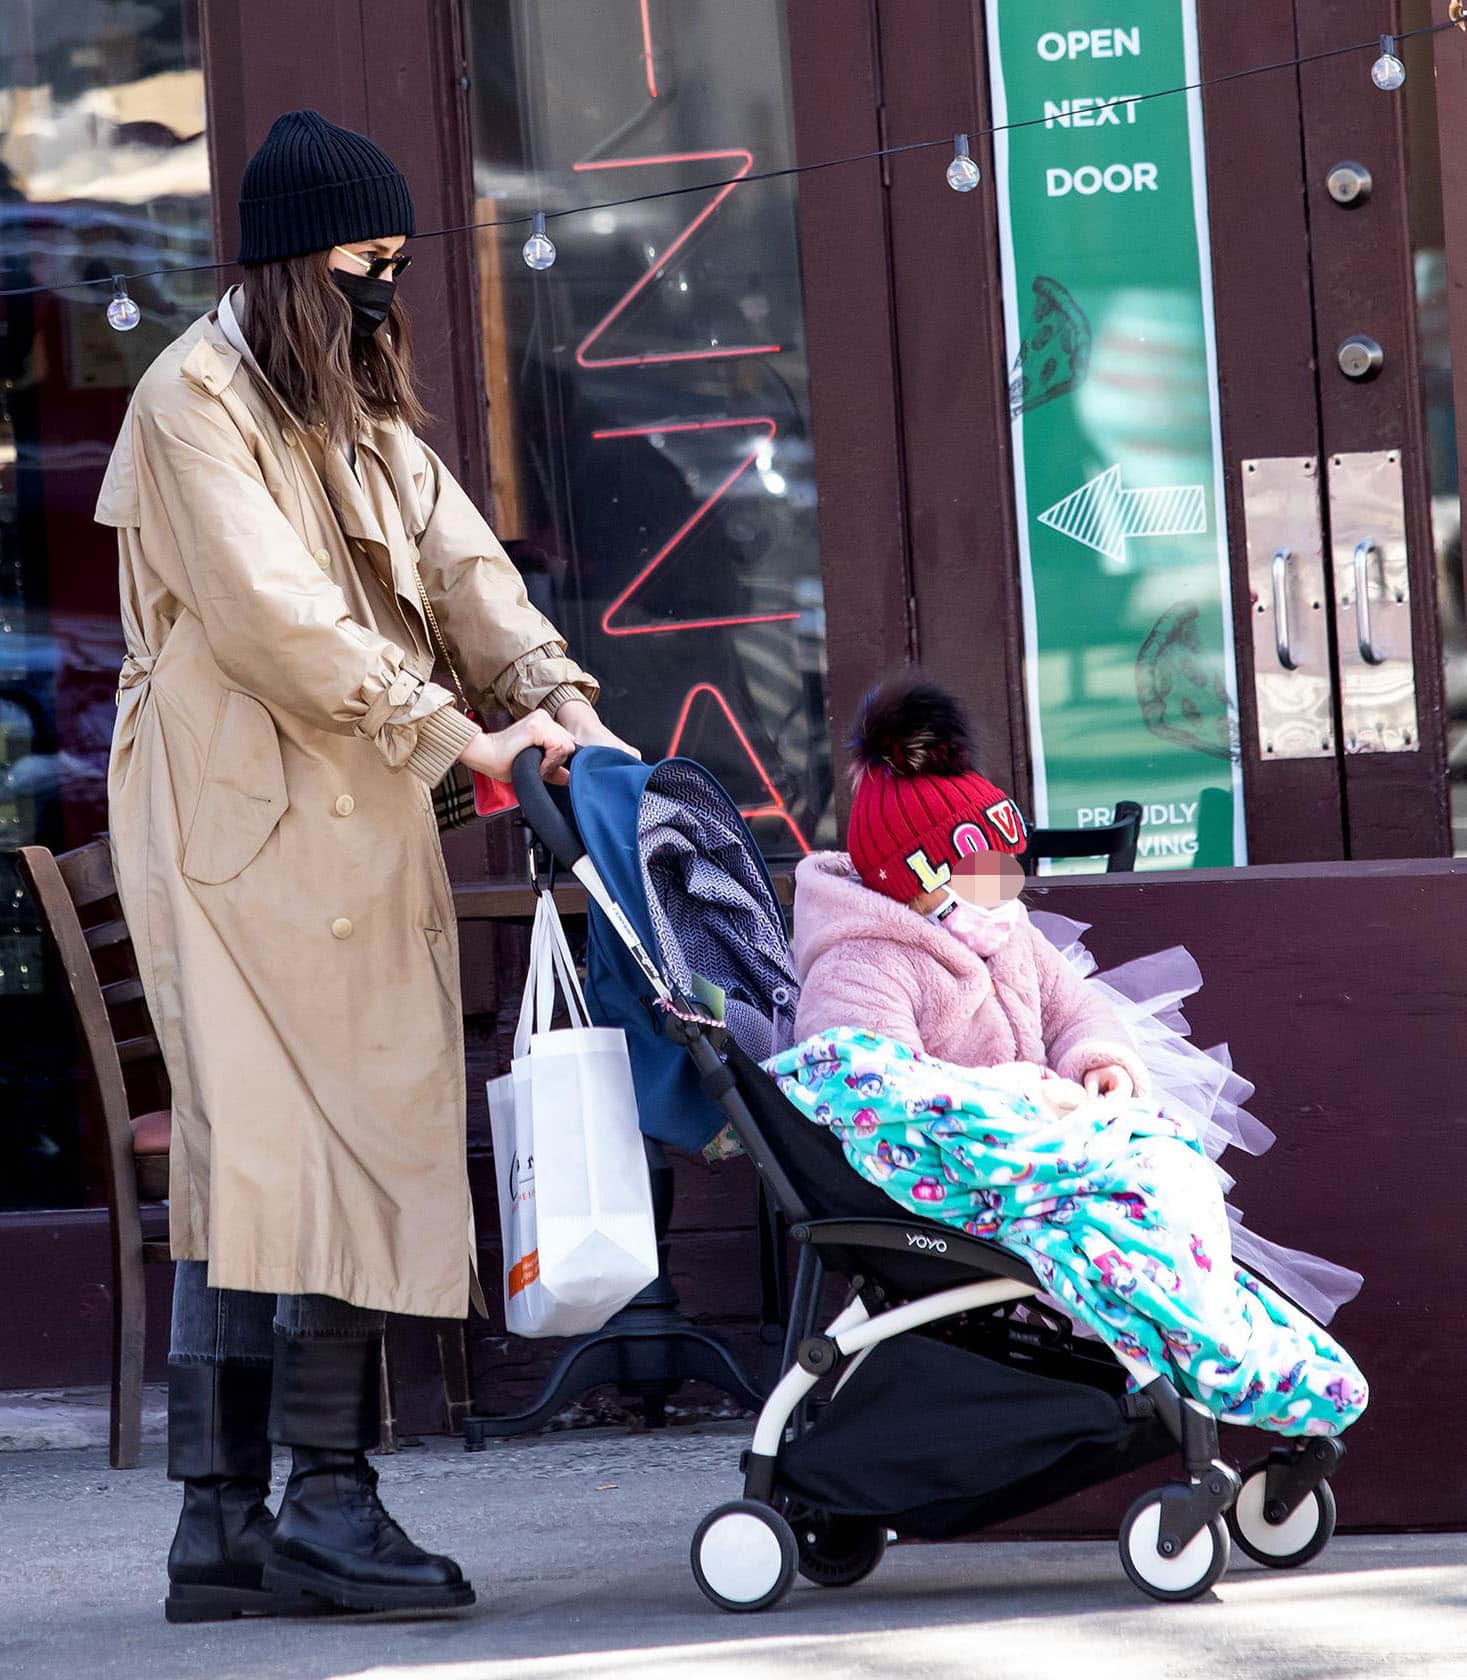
[96, 110, 632, 1621]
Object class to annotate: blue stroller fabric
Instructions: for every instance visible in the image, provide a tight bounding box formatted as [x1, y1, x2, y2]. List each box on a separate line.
[568, 747, 797, 1152]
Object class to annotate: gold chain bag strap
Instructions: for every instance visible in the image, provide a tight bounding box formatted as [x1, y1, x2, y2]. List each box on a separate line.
[411, 563, 508, 831]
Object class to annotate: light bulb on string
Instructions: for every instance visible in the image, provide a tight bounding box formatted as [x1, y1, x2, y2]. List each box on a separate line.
[1371, 34, 1406, 90]
[946, 133, 981, 193]
[106, 276, 140, 332]
[522, 212, 557, 271]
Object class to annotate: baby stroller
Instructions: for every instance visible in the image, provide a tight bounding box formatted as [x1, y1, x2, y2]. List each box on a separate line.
[513, 745, 1345, 1608]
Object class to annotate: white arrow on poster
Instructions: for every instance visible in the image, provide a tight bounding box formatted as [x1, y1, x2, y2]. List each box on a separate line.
[1037, 464, 1207, 567]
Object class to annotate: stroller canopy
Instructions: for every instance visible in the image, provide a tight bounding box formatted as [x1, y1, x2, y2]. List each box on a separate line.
[568, 747, 798, 1151]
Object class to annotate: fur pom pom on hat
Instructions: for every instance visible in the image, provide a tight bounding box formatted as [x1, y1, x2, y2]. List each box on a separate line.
[847, 674, 1028, 900]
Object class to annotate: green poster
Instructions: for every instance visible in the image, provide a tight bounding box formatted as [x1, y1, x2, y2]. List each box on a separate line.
[987, 3, 1244, 869]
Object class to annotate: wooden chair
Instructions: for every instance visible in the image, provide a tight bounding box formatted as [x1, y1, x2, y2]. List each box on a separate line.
[19, 840, 473, 1469]
[18, 840, 171, 1469]
[1020, 799, 1143, 876]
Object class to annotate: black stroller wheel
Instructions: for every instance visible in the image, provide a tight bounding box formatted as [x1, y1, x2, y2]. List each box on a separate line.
[791, 1512, 888, 1589]
[1227, 1465, 1337, 1569]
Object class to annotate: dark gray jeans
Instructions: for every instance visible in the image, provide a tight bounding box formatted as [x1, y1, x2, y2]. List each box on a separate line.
[168, 1260, 384, 1365]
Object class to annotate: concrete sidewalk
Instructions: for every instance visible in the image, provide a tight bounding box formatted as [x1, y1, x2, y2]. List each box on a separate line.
[0, 1428, 1462, 1680]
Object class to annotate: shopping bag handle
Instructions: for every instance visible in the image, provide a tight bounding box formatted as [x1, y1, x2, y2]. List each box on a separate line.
[513, 895, 545, 1060]
[539, 891, 592, 1029]
[513, 893, 593, 1059]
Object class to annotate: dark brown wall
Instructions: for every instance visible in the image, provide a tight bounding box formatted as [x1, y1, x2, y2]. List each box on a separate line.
[1002, 860, 1467, 1533]
[785, 0, 911, 826]
[875, 0, 1030, 803]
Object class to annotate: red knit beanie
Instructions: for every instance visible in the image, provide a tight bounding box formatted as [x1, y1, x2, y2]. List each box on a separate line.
[846, 675, 1027, 901]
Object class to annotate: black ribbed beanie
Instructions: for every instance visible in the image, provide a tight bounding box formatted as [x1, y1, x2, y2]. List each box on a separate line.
[237, 109, 415, 265]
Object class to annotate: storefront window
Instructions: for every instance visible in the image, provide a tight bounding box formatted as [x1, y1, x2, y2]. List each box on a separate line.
[0, 3, 213, 1208]
[464, 0, 832, 864]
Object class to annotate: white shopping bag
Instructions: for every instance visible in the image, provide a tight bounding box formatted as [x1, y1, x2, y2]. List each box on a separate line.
[488, 892, 657, 1338]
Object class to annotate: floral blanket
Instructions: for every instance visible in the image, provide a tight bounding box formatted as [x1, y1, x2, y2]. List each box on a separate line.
[766, 1029, 1368, 1437]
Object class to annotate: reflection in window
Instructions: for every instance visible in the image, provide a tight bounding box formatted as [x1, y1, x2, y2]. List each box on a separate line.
[1404, 0, 1464, 852]
[465, 0, 833, 865]
[0, 3, 213, 1207]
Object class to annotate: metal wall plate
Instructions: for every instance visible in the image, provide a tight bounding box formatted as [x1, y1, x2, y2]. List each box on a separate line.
[1328, 448, 1418, 753]
[1241, 457, 1334, 759]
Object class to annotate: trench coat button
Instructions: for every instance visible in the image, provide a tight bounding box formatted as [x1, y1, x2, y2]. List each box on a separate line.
[334, 794, 356, 817]
[330, 917, 353, 940]
[313, 547, 332, 570]
[283, 430, 298, 449]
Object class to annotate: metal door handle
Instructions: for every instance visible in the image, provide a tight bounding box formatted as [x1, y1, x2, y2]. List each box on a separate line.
[1353, 539, 1385, 664]
[1270, 548, 1297, 669]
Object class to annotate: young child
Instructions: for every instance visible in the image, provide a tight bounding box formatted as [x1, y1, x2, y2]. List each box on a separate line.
[793, 678, 1146, 1095]
[773, 675, 1368, 1438]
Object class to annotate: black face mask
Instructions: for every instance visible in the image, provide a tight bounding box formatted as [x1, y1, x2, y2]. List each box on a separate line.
[331, 270, 396, 340]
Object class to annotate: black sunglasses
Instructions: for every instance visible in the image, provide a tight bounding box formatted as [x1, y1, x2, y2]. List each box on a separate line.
[337, 246, 413, 281]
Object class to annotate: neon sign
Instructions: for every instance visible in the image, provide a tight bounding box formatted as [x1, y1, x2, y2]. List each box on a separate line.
[574, 3, 811, 854]
[572, 150, 784, 370]
[667, 684, 812, 854]
[593, 418, 799, 638]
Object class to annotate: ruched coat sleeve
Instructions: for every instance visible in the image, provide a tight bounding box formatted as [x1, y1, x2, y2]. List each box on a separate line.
[408, 438, 599, 721]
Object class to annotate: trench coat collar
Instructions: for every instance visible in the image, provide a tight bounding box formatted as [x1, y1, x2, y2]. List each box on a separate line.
[210, 289, 429, 640]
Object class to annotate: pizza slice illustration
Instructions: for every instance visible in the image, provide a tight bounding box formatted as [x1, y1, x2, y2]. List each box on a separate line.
[1009, 275, 1092, 418]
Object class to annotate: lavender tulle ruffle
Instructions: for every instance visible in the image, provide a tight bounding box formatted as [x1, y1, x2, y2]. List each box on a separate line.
[1029, 909, 1362, 1327]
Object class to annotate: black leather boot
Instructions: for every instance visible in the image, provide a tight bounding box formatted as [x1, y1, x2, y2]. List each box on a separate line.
[262, 1331, 474, 1613]
[165, 1360, 313, 1623]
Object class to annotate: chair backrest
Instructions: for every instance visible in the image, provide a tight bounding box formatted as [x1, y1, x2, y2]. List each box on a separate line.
[1021, 799, 1142, 876]
[17, 842, 168, 1219]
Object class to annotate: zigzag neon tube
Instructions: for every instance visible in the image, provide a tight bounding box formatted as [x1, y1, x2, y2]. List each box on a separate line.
[573, 151, 784, 368]
[668, 683, 812, 854]
[593, 418, 799, 637]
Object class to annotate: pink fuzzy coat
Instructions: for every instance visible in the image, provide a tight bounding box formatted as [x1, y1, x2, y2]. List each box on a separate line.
[791, 852, 1149, 1094]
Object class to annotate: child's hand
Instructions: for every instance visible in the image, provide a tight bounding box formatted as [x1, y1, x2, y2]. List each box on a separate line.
[458, 711, 578, 784]
[1083, 1064, 1135, 1100]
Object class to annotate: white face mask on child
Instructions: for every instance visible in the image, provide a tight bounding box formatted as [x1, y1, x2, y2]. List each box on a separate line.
[925, 889, 1026, 958]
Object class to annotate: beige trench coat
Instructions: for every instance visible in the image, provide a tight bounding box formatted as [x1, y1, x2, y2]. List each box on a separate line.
[96, 293, 597, 1317]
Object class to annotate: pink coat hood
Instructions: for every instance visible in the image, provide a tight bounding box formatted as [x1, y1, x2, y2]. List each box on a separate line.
[791, 852, 1148, 1093]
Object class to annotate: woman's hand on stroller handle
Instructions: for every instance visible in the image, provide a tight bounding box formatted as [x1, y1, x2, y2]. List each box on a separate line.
[555, 697, 642, 761]
[459, 711, 577, 785]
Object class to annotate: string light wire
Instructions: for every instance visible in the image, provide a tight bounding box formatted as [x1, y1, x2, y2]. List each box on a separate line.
[0, 15, 1458, 304]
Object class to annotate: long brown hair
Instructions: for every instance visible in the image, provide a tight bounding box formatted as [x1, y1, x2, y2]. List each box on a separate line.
[238, 252, 427, 444]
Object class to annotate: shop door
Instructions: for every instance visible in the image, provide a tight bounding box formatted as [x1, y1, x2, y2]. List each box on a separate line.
[881, 0, 1463, 870]
[1200, 0, 1456, 865]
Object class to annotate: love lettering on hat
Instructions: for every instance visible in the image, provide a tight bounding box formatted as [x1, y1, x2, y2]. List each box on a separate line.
[902, 798, 1028, 892]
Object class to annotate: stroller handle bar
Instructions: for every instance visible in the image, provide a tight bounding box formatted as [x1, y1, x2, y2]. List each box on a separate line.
[511, 744, 675, 1005]
[512, 746, 586, 871]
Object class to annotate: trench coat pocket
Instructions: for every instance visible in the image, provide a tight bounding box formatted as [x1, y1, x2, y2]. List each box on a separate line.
[181, 690, 289, 884]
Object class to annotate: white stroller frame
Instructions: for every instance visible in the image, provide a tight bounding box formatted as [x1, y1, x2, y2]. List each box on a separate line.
[752, 1279, 1037, 1462]
[691, 1176, 1344, 1611]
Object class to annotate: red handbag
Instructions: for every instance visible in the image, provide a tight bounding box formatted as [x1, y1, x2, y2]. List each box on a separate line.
[412, 564, 518, 830]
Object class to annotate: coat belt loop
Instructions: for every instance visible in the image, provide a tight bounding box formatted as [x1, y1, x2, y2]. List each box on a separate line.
[117, 653, 157, 703]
